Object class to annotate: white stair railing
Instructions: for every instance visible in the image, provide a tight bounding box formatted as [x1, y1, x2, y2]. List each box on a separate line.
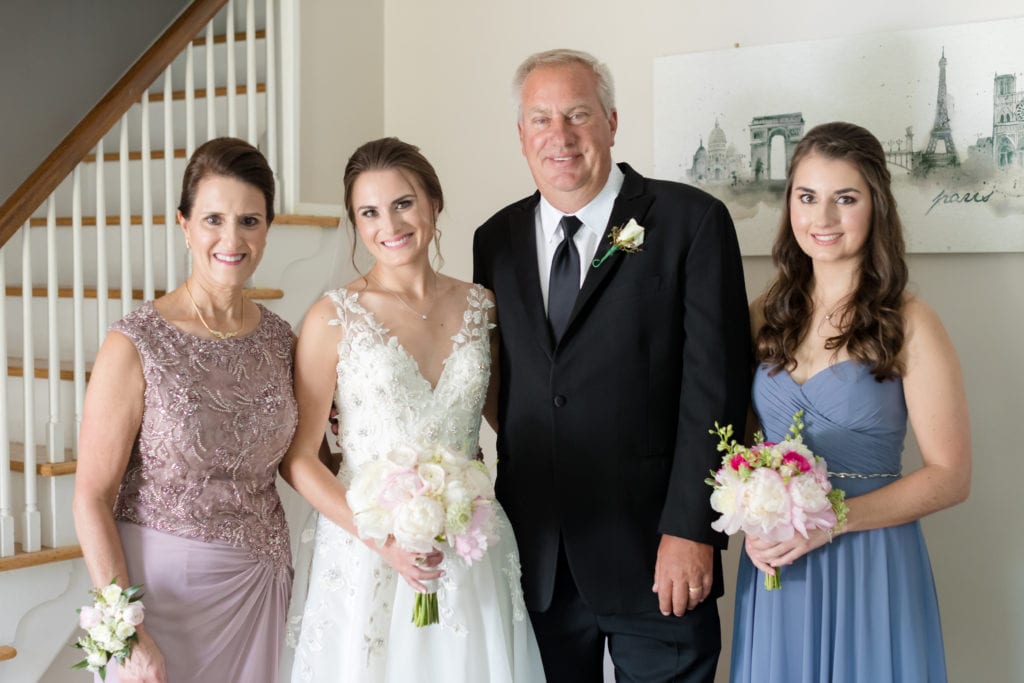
[0, 0, 283, 558]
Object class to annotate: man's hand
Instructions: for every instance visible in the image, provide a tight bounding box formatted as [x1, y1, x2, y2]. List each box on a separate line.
[652, 535, 712, 616]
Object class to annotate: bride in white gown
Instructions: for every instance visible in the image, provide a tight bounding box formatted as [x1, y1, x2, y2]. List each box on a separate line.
[280, 137, 545, 682]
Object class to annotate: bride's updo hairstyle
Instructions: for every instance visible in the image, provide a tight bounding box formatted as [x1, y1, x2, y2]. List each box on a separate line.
[342, 137, 445, 269]
[757, 121, 908, 381]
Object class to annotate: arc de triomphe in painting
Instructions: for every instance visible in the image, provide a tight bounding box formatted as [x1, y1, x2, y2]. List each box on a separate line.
[749, 113, 805, 182]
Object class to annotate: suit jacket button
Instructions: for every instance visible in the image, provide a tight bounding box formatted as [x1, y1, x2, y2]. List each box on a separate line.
[553, 395, 566, 407]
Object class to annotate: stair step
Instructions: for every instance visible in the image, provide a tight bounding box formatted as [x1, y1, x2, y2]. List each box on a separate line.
[6, 357, 93, 382]
[0, 544, 83, 573]
[147, 82, 265, 104]
[0, 645, 15, 661]
[190, 28, 266, 47]
[8, 443, 77, 476]
[83, 148, 188, 164]
[4, 285, 282, 300]
[27, 213, 339, 227]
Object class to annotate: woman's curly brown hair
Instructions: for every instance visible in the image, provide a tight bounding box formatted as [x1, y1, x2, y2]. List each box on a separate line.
[757, 121, 908, 381]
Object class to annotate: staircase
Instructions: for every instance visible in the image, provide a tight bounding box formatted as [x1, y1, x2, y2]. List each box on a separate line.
[0, 0, 339, 677]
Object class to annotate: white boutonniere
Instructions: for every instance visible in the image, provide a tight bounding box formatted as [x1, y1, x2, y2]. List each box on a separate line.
[592, 218, 645, 268]
[589, 222, 643, 270]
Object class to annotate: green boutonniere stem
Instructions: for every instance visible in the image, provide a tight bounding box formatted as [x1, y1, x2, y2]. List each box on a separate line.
[592, 245, 621, 268]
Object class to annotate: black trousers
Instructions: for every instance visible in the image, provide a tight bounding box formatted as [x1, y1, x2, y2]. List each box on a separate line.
[529, 544, 721, 683]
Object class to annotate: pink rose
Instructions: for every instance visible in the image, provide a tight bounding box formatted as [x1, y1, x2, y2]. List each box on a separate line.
[729, 454, 748, 471]
[78, 605, 102, 629]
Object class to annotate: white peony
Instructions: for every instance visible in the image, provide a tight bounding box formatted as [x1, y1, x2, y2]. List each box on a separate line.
[740, 467, 793, 540]
[709, 467, 745, 535]
[393, 497, 445, 553]
[387, 446, 421, 468]
[417, 463, 447, 495]
[789, 474, 830, 513]
[464, 462, 495, 499]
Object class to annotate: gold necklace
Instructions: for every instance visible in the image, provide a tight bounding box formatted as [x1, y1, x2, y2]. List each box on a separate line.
[184, 280, 244, 339]
[367, 272, 437, 321]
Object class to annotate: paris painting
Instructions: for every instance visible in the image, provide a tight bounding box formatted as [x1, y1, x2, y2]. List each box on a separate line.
[654, 16, 1024, 254]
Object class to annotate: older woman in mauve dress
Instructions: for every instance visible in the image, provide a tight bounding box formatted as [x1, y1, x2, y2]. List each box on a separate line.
[73, 137, 297, 682]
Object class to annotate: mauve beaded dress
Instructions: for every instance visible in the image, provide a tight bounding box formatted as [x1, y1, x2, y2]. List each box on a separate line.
[101, 301, 297, 683]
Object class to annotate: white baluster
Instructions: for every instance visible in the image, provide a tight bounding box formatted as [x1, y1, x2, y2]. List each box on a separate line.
[0, 248, 14, 557]
[20, 220, 40, 553]
[141, 91, 155, 301]
[186, 43, 196, 157]
[266, 0, 279, 202]
[245, 0, 257, 145]
[206, 24, 216, 140]
[96, 139, 109, 346]
[45, 197, 63, 463]
[72, 169, 86, 443]
[226, 0, 238, 137]
[164, 67, 178, 291]
[119, 119, 132, 316]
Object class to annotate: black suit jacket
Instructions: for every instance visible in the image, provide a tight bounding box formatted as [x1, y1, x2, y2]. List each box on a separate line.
[473, 163, 751, 614]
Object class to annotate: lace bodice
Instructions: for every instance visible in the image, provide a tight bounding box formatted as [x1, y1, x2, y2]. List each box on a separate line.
[111, 301, 298, 573]
[327, 285, 495, 488]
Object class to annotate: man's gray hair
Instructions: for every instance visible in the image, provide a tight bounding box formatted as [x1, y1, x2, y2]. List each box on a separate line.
[512, 48, 616, 120]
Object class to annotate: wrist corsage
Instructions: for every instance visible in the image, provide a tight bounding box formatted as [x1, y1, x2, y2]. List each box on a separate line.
[592, 218, 645, 268]
[72, 578, 145, 680]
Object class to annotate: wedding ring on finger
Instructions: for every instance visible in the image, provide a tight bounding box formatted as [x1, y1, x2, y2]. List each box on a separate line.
[688, 586, 701, 593]
[413, 556, 426, 567]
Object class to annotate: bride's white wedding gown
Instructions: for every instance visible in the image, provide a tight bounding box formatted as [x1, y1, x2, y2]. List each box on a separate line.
[289, 285, 545, 682]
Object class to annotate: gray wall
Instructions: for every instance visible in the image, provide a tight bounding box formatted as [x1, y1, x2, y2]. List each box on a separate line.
[0, 0, 190, 206]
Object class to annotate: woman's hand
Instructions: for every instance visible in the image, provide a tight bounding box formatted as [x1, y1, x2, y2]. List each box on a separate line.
[117, 625, 167, 683]
[744, 530, 831, 576]
[371, 536, 444, 592]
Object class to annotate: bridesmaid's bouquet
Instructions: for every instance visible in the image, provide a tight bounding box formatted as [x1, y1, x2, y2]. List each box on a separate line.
[71, 579, 145, 679]
[347, 444, 499, 626]
[706, 410, 848, 590]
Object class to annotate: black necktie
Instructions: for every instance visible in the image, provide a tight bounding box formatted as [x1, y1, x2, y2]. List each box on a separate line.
[548, 215, 582, 342]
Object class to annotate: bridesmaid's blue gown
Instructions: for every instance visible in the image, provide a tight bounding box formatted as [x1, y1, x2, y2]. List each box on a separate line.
[730, 361, 947, 683]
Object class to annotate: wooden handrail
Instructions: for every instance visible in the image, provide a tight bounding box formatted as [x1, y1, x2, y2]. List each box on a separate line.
[0, 0, 228, 248]
[0, 645, 16, 661]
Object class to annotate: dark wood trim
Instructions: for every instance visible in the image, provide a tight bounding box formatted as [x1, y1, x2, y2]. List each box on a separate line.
[0, 0, 229, 247]
[192, 28, 266, 47]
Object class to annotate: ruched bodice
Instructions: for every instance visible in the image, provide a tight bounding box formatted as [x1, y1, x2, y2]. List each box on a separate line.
[753, 360, 906, 496]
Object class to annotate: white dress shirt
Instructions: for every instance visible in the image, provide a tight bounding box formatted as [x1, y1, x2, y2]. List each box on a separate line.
[535, 164, 626, 311]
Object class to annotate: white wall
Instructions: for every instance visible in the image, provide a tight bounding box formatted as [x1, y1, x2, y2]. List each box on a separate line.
[290, 1, 1023, 680]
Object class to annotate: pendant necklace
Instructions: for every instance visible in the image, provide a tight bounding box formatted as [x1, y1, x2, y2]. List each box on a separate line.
[367, 272, 437, 321]
[184, 280, 244, 339]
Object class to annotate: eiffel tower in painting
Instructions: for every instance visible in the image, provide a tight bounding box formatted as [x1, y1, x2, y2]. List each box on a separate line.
[921, 48, 959, 170]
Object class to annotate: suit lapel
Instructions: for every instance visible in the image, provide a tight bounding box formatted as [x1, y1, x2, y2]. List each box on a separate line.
[507, 193, 554, 357]
[564, 164, 653, 337]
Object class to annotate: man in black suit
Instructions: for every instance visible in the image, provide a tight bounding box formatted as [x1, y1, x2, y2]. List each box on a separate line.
[473, 49, 751, 682]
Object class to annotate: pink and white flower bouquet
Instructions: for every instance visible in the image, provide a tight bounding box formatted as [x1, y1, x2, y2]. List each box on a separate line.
[72, 579, 145, 679]
[706, 410, 848, 590]
[347, 444, 499, 625]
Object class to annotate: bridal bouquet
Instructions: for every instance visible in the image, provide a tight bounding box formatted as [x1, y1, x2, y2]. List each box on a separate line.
[706, 410, 848, 590]
[71, 579, 145, 679]
[347, 444, 499, 626]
